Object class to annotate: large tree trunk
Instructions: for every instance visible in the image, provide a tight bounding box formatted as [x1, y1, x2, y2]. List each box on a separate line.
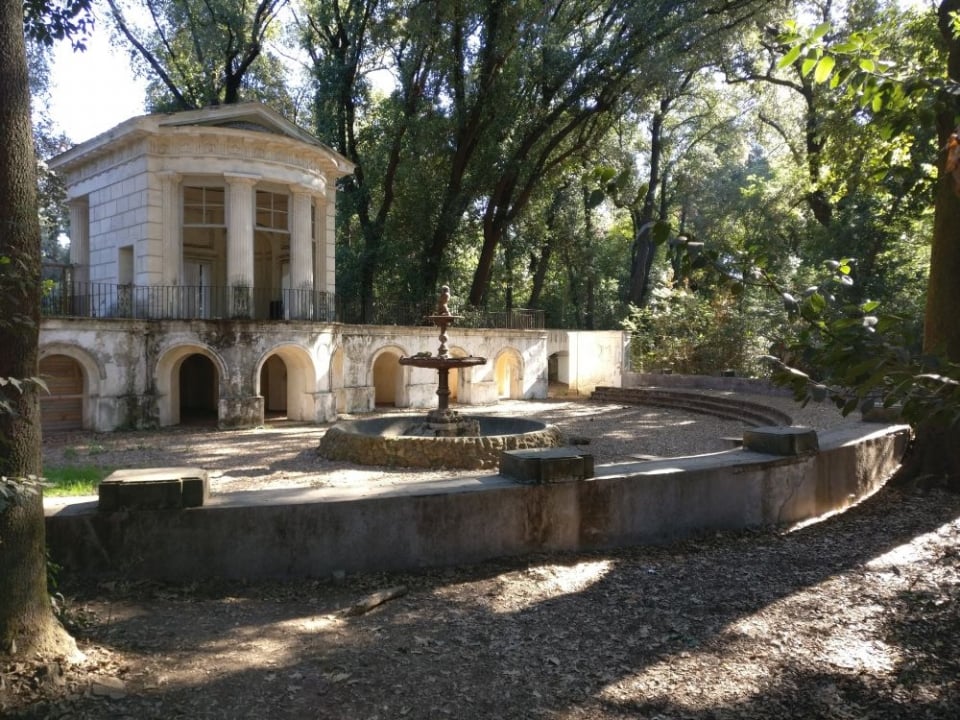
[925, 1, 960, 360]
[895, 0, 960, 488]
[0, 0, 78, 659]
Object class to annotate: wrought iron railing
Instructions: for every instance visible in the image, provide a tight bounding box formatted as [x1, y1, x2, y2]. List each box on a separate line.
[40, 282, 546, 330]
[40, 283, 336, 322]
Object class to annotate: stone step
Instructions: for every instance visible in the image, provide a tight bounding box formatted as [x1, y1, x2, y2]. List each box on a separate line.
[98, 467, 209, 511]
[590, 386, 793, 427]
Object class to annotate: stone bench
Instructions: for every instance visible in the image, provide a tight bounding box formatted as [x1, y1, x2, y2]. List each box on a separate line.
[98, 467, 209, 512]
[499, 447, 595, 484]
[742, 426, 818, 456]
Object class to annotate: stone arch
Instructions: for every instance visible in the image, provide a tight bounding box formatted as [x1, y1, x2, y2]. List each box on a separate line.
[447, 346, 470, 403]
[37, 344, 103, 432]
[494, 348, 524, 400]
[370, 346, 406, 407]
[548, 351, 569, 395]
[254, 343, 317, 422]
[156, 344, 227, 426]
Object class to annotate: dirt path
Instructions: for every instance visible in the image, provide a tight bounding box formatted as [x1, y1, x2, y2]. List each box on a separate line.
[6, 484, 960, 718]
[11, 397, 950, 718]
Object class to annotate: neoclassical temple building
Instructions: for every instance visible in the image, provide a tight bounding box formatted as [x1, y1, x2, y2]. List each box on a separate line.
[39, 103, 623, 433]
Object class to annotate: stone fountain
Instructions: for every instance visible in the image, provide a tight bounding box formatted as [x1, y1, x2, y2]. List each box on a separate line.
[397, 285, 487, 437]
[318, 286, 562, 469]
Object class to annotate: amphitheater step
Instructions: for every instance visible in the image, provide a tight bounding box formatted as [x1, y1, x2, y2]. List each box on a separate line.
[590, 386, 793, 427]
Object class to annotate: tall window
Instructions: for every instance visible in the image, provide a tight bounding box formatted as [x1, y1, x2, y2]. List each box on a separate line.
[255, 190, 289, 231]
[183, 186, 225, 226]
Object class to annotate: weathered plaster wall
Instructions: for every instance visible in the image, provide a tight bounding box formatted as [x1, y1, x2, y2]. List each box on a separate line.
[40, 318, 341, 430]
[338, 326, 549, 410]
[547, 330, 624, 395]
[39, 319, 552, 430]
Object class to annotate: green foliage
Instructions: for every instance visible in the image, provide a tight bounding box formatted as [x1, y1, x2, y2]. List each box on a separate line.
[307, 0, 783, 306]
[777, 12, 942, 135]
[42, 465, 111, 496]
[623, 280, 773, 377]
[22, 0, 94, 49]
[107, 0, 291, 111]
[765, 259, 960, 430]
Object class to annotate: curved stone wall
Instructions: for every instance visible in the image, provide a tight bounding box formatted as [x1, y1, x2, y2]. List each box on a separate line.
[46, 423, 910, 581]
[318, 416, 563, 470]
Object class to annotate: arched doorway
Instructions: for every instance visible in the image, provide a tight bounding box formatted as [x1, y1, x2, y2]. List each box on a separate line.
[260, 354, 288, 419]
[179, 353, 219, 425]
[39, 354, 85, 433]
[495, 350, 523, 399]
[373, 351, 401, 406]
[548, 352, 569, 396]
[448, 348, 469, 403]
[256, 345, 317, 422]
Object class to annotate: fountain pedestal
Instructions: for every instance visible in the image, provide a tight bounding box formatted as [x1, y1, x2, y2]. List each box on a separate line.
[318, 286, 561, 468]
[399, 305, 486, 435]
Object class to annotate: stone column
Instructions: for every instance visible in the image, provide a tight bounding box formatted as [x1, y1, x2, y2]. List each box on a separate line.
[67, 198, 90, 315]
[320, 187, 336, 296]
[225, 173, 257, 317]
[67, 198, 89, 283]
[312, 196, 325, 318]
[158, 172, 181, 317]
[159, 172, 182, 286]
[290, 187, 314, 319]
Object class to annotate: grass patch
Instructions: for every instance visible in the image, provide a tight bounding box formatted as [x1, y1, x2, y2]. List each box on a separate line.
[43, 466, 113, 496]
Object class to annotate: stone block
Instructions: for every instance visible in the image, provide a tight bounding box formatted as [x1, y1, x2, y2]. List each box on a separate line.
[742, 426, 818, 456]
[500, 447, 595, 484]
[861, 404, 903, 423]
[181, 471, 210, 508]
[99, 467, 209, 511]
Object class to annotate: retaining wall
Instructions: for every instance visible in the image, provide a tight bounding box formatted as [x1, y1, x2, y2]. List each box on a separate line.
[45, 423, 909, 581]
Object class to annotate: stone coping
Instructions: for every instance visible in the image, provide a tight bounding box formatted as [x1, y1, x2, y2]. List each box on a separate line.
[44, 422, 909, 580]
[48, 422, 908, 515]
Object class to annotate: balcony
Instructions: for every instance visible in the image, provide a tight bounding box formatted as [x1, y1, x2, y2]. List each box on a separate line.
[40, 282, 546, 330]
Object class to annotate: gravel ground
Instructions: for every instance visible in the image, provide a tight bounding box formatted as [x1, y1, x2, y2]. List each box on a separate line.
[41, 394, 855, 496]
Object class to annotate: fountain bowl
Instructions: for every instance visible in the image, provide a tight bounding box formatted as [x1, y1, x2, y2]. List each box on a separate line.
[318, 415, 563, 470]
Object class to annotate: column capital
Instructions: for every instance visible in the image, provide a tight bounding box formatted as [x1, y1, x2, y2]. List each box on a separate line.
[224, 172, 260, 187]
[288, 183, 313, 197]
[157, 170, 181, 181]
[289, 177, 327, 198]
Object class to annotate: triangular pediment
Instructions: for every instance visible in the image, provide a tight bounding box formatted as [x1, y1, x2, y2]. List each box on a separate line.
[157, 103, 317, 146]
[50, 102, 355, 176]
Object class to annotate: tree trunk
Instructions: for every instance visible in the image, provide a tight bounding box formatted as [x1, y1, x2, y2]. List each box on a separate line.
[893, 0, 960, 489]
[527, 239, 552, 308]
[0, 0, 78, 659]
[925, 1, 960, 360]
[626, 109, 664, 307]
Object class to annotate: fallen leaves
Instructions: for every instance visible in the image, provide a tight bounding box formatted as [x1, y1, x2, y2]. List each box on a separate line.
[6, 487, 960, 718]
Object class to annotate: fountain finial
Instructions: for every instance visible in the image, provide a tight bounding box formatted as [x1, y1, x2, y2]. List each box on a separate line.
[437, 285, 451, 316]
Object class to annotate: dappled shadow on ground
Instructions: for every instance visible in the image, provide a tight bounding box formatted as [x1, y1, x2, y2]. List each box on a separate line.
[8, 485, 960, 719]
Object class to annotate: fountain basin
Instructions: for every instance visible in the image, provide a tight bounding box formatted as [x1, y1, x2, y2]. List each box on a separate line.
[398, 355, 486, 371]
[318, 416, 563, 470]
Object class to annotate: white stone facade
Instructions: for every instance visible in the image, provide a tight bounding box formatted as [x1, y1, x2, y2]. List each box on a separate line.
[50, 103, 347, 316]
[40, 104, 621, 432]
[39, 318, 553, 431]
